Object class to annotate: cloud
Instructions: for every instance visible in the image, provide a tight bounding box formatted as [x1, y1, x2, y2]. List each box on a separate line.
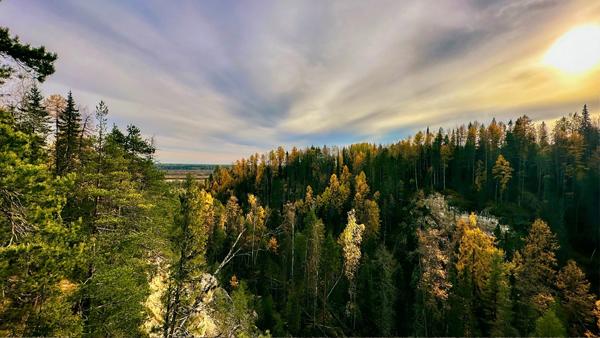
[1, 0, 599, 163]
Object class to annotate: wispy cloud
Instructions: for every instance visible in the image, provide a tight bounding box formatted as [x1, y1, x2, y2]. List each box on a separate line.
[2, 0, 599, 163]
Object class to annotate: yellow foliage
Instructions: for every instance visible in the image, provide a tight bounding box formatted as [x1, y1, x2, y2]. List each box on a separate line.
[417, 226, 452, 302]
[469, 212, 477, 228]
[267, 236, 278, 253]
[230, 275, 239, 288]
[338, 210, 365, 282]
[57, 279, 77, 295]
[456, 225, 500, 290]
[142, 265, 168, 335]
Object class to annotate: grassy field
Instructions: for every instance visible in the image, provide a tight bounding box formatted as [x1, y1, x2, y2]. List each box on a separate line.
[156, 163, 229, 182]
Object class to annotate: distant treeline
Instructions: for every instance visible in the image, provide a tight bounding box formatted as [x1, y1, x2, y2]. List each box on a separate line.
[156, 163, 231, 171]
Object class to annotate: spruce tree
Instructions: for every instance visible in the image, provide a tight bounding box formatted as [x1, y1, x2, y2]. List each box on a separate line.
[513, 219, 559, 335]
[371, 245, 397, 336]
[55, 91, 81, 175]
[484, 251, 517, 336]
[16, 85, 51, 150]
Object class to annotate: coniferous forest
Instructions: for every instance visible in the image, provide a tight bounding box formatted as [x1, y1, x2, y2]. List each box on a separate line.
[2, 11, 600, 338]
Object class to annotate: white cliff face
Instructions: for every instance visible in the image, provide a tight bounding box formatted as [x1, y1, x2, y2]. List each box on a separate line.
[423, 193, 508, 237]
[143, 268, 168, 336]
[141, 265, 234, 337]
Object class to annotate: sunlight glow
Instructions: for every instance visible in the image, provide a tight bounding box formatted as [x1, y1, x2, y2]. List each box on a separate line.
[543, 24, 600, 74]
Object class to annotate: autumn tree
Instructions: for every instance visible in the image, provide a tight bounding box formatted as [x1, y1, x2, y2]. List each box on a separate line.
[317, 171, 350, 221]
[556, 260, 595, 336]
[43, 93, 66, 143]
[246, 194, 267, 265]
[450, 214, 500, 336]
[352, 171, 380, 238]
[305, 210, 324, 326]
[415, 223, 451, 336]
[455, 215, 498, 291]
[492, 154, 512, 202]
[338, 209, 365, 328]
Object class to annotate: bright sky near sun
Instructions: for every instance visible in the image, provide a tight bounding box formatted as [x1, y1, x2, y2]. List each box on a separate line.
[1, 0, 599, 163]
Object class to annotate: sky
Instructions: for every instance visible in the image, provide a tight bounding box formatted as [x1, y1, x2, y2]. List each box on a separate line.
[1, 0, 599, 163]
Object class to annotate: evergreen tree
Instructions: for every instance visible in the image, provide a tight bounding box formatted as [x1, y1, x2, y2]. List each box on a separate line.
[514, 219, 559, 335]
[16, 85, 51, 152]
[534, 306, 567, 337]
[0, 26, 57, 83]
[73, 114, 163, 336]
[163, 177, 213, 337]
[371, 245, 397, 336]
[55, 91, 81, 175]
[483, 251, 517, 336]
[580, 104, 599, 159]
[0, 108, 82, 336]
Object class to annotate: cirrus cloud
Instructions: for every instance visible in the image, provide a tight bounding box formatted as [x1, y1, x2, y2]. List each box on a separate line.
[1, 0, 598, 163]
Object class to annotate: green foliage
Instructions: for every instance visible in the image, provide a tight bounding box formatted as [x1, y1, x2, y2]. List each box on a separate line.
[1, 20, 599, 336]
[492, 154, 512, 201]
[0, 26, 57, 83]
[15, 85, 51, 154]
[534, 307, 567, 337]
[55, 91, 81, 175]
[0, 108, 82, 336]
[370, 245, 397, 336]
[163, 177, 213, 336]
[556, 260, 595, 336]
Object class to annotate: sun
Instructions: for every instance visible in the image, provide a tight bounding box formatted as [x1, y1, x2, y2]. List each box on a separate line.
[543, 24, 600, 74]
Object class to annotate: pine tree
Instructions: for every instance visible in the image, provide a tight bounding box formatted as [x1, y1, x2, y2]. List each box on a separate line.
[0, 108, 82, 336]
[74, 119, 160, 336]
[0, 26, 57, 83]
[163, 177, 213, 337]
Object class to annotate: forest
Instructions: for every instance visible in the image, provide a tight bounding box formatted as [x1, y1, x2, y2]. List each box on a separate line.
[1, 17, 600, 338]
